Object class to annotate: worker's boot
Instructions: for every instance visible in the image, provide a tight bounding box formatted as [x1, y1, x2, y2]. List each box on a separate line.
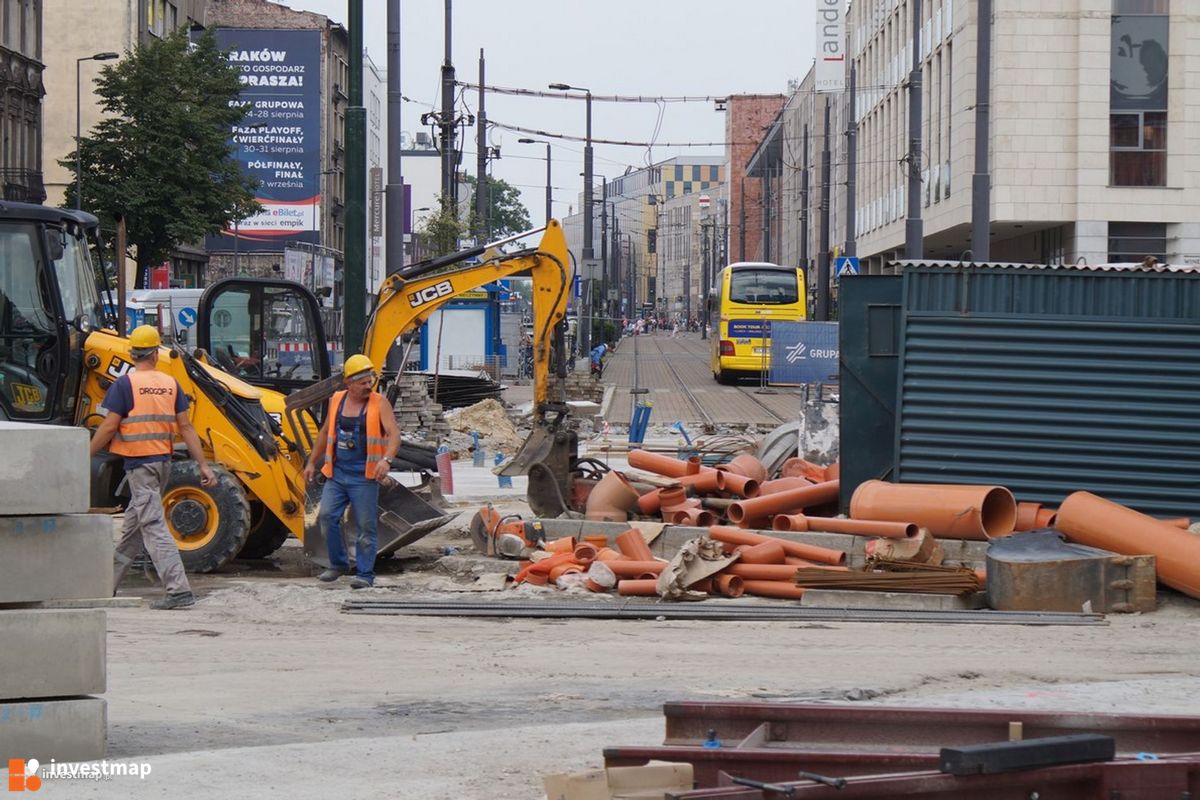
[349, 576, 374, 590]
[151, 591, 195, 610]
[317, 568, 348, 582]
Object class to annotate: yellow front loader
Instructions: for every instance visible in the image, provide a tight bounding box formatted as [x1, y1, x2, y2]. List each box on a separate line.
[2, 200, 574, 573]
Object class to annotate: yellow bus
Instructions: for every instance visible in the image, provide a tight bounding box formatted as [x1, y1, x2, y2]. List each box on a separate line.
[709, 262, 807, 384]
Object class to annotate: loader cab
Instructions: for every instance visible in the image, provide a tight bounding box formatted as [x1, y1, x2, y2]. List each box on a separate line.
[0, 203, 103, 424]
[197, 277, 331, 395]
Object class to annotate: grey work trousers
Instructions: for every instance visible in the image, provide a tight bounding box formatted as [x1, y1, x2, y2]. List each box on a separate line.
[113, 461, 191, 595]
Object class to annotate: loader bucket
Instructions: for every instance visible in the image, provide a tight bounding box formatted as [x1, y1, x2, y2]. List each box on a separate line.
[303, 477, 459, 567]
[496, 423, 579, 518]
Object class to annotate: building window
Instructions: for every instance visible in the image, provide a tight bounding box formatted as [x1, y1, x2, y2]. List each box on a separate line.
[1107, 221, 1166, 263]
[1110, 1, 1168, 186]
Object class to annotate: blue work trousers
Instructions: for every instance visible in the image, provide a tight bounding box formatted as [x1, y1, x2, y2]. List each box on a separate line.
[320, 462, 380, 583]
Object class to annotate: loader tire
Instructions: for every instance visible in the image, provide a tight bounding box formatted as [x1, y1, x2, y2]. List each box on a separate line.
[237, 501, 291, 560]
[162, 461, 251, 573]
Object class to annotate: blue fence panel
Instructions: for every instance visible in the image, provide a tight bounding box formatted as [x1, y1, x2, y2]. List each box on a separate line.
[769, 321, 839, 385]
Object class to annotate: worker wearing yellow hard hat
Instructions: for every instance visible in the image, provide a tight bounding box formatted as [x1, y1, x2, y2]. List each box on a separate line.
[303, 354, 401, 588]
[89, 325, 216, 610]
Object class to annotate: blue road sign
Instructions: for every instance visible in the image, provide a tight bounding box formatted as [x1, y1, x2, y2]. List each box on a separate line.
[573, 274, 582, 299]
[768, 321, 839, 385]
[835, 256, 860, 278]
[177, 307, 197, 328]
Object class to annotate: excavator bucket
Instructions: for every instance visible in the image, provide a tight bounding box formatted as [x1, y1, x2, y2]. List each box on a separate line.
[497, 418, 579, 518]
[303, 476, 459, 567]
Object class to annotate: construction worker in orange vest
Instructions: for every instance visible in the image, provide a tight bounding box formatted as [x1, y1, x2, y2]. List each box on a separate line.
[303, 354, 401, 588]
[88, 326, 216, 610]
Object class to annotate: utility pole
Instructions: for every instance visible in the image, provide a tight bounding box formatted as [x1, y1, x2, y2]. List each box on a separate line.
[971, 0, 993, 261]
[599, 181, 608, 326]
[800, 123, 809, 271]
[385, 0, 403, 277]
[344, 0, 366, 353]
[760, 171, 771, 261]
[475, 49, 487, 239]
[738, 176, 746, 261]
[439, 0, 457, 207]
[845, 61, 858, 258]
[904, 0, 924, 259]
[700, 220, 709, 339]
[816, 97, 831, 321]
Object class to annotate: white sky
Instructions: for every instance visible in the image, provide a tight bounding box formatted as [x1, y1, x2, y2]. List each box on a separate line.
[270, 0, 816, 225]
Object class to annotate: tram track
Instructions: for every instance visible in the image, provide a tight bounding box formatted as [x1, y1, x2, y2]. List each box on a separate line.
[646, 335, 717, 432]
[659, 336, 787, 426]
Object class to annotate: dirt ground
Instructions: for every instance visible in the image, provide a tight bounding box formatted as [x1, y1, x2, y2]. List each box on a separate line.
[50, 506, 1200, 799]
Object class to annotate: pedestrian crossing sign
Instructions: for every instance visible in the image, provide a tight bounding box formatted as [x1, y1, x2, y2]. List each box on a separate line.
[836, 256, 860, 278]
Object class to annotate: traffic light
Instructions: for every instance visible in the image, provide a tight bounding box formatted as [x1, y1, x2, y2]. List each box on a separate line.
[647, 228, 657, 254]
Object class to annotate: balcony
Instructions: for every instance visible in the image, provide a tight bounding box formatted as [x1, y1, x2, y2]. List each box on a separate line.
[0, 169, 45, 204]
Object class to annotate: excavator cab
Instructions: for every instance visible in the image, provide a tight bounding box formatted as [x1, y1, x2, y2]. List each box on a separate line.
[196, 277, 332, 396]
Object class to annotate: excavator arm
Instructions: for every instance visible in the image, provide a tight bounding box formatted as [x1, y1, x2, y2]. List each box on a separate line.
[362, 220, 571, 416]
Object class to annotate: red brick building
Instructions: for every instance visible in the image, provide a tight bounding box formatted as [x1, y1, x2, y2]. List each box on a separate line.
[725, 94, 786, 264]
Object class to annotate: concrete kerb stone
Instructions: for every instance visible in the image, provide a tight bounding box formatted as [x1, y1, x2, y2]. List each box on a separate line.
[0, 609, 106, 699]
[0, 697, 106, 763]
[801, 589, 989, 611]
[0, 515, 114, 604]
[0, 421, 90, 515]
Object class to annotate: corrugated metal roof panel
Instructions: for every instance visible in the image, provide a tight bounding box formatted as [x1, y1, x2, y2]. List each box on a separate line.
[896, 315, 1200, 517]
[890, 259, 1200, 273]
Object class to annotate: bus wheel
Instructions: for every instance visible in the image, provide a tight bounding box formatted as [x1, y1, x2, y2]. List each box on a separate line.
[716, 369, 733, 385]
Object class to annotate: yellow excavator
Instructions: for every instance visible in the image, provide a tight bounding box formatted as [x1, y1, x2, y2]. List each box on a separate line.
[0, 200, 575, 572]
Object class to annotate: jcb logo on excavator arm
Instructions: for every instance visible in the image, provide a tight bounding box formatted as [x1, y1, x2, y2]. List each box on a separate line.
[407, 280, 454, 308]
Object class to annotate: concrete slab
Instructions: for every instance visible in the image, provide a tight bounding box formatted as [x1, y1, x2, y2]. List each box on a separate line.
[801, 589, 989, 611]
[0, 609, 106, 699]
[0, 697, 106, 763]
[0, 421, 89, 515]
[0, 515, 113, 603]
[4, 597, 141, 609]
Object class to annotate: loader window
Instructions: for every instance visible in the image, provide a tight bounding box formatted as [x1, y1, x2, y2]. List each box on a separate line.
[0, 223, 54, 417]
[208, 285, 320, 382]
[50, 227, 103, 330]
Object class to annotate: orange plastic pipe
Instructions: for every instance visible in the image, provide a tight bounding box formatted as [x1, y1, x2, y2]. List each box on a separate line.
[685, 455, 703, 475]
[1035, 508, 1058, 528]
[824, 463, 840, 482]
[615, 529, 655, 561]
[605, 560, 667, 578]
[1056, 491, 1200, 598]
[1161, 517, 1191, 529]
[524, 572, 549, 586]
[688, 577, 714, 593]
[736, 541, 787, 564]
[544, 536, 576, 554]
[728, 481, 840, 523]
[583, 535, 609, 549]
[772, 514, 917, 539]
[595, 547, 626, 562]
[515, 551, 575, 582]
[715, 470, 761, 498]
[725, 563, 800, 581]
[548, 563, 585, 581]
[758, 477, 815, 495]
[741, 580, 807, 600]
[678, 471, 721, 493]
[672, 508, 716, 527]
[780, 458, 828, 483]
[616, 579, 661, 597]
[714, 574, 745, 598]
[629, 449, 714, 478]
[784, 556, 816, 566]
[709, 526, 847, 566]
[849, 480, 1017, 540]
[1014, 502, 1042, 532]
[573, 542, 598, 564]
[723, 454, 768, 483]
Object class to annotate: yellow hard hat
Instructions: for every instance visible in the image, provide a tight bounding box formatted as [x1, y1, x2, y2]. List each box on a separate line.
[343, 354, 376, 382]
[129, 325, 161, 352]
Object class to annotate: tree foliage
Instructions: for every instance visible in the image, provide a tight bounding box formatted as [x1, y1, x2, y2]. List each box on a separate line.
[415, 195, 468, 259]
[61, 30, 259, 287]
[464, 175, 533, 239]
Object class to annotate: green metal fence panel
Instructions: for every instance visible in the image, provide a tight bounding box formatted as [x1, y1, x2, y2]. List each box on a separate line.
[838, 276, 903, 512]
[896, 266, 1200, 517]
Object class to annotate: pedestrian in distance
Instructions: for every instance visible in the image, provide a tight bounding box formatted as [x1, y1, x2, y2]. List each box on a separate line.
[89, 325, 215, 610]
[303, 354, 402, 588]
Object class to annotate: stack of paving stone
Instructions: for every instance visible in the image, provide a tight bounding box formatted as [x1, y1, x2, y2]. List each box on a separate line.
[550, 372, 602, 403]
[0, 421, 112, 763]
[391, 372, 452, 441]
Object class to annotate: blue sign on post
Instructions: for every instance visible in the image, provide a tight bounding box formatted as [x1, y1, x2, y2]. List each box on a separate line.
[768, 321, 839, 385]
[835, 256, 860, 278]
[177, 307, 197, 328]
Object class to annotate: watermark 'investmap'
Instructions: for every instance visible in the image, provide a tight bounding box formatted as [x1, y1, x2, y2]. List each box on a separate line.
[7, 758, 153, 791]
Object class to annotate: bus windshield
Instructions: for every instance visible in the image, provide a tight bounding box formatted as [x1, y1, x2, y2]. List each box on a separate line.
[728, 269, 799, 305]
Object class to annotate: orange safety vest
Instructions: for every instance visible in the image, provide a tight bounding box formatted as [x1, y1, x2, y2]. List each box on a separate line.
[109, 370, 179, 458]
[322, 390, 388, 479]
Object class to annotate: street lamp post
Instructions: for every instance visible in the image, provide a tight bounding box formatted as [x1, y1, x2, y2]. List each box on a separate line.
[232, 121, 270, 275]
[75, 51, 119, 210]
[549, 82, 592, 352]
[518, 138, 552, 223]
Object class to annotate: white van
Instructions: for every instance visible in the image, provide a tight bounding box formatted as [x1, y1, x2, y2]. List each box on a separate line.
[127, 289, 205, 349]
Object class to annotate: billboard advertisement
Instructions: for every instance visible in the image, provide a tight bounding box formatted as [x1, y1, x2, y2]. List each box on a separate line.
[208, 28, 322, 251]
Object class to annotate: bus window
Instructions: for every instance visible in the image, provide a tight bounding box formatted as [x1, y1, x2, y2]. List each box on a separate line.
[729, 269, 799, 305]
